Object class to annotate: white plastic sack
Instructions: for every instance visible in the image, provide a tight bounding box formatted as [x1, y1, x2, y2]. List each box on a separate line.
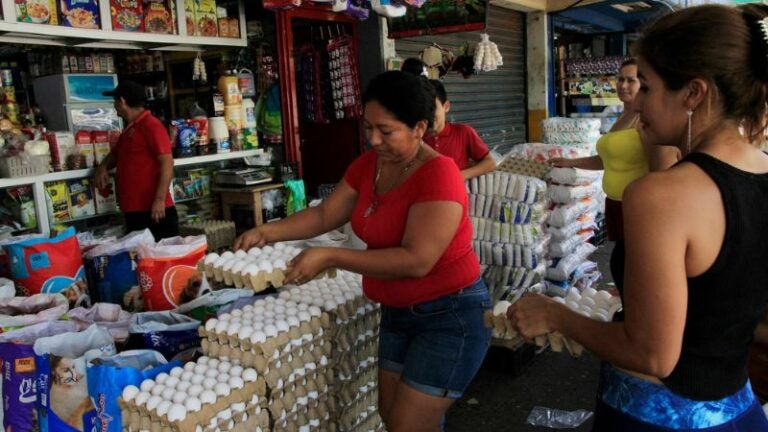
[137, 235, 207, 259]
[84, 229, 155, 260]
[548, 184, 601, 204]
[0, 293, 69, 329]
[129, 311, 200, 333]
[546, 167, 603, 186]
[174, 287, 252, 314]
[67, 303, 132, 342]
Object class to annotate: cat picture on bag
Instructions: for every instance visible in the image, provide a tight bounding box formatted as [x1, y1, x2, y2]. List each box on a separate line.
[50, 355, 94, 430]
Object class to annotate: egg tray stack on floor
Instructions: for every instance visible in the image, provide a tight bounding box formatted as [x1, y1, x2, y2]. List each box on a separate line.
[180, 221, 237, 252]
[544, 166, 603, 297]
[199, 295, 335, 431]
[118, 358, 269, 432]
[198, 242, 336, 292]
[468, 169, 551, 311]
[278, 271, 383, 432]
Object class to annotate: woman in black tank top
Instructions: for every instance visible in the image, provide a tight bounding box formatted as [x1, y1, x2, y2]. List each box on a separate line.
[507, 4, 768, 431]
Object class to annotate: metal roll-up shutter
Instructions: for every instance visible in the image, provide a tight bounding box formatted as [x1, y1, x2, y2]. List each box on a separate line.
[394, 5, 526, 153]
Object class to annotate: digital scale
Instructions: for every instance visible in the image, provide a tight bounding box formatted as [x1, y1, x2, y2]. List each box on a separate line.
[214, 167, 274, 186]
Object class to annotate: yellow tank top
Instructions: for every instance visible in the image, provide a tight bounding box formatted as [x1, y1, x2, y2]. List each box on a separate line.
[596, 128, 648, 201]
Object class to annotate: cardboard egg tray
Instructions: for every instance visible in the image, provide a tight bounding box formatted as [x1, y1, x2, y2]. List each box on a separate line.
[337, 391, 380, 432]
[271, 399, 337, 432]
[200, 259, 337, 292]
[119, 379, 268, 432]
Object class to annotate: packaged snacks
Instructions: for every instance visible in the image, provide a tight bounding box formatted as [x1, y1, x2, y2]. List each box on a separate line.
[195, 0, 218, 37]
[16, 0, 59, 24]
[59, 0, 100, 28]
[93, 176, 117, 214]
[45, 181, 70, 223]
[76, 129, 95, 168]
[92, 130, 110, 165]
[67, 178, 95, 219]
[143, 0, 174, 34]
[184, 0, 196, 35]
[44, 131, 75, 172]
[110, 0, 144, 31]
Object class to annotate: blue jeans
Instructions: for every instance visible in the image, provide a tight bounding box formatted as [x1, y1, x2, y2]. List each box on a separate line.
[378, 278, 492, 399]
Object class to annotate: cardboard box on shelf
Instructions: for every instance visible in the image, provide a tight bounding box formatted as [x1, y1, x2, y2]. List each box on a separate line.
[143, 0, 175, 34]
[93, 177, 118, 214]
[195, 0, 218, 37]
[45, 131, 75, 172]
[16, 0, 59, 24]
[110, 0, 144, 31]
[75, 130, 95, 168]
[59, 0, 101, 28]
[67, 178, 96, 218]
[45, 181, 71, 223]
[184, 0, 197, 35]
[92, 131, 110, 165]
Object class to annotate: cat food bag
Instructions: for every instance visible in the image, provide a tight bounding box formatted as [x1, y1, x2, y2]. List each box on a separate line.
[136, 235, 206, 311]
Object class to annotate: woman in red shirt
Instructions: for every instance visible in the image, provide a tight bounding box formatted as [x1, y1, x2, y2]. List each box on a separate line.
[235, 71, 491, 431]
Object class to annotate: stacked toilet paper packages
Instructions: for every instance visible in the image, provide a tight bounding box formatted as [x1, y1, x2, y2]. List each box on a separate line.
[198, 270, 383, 431]
[199, 242, 336, 292]
[486, 287, 622, 357]
[544, 167, 604, 293]
[468, 170, 551, 302]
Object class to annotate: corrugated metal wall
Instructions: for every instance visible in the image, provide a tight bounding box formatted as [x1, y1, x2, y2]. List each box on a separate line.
[394, 6, 527, 152]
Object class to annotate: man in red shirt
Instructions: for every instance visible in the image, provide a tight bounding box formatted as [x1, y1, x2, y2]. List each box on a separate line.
[425, 79, 496, 180]
[94, 81, 178, 239]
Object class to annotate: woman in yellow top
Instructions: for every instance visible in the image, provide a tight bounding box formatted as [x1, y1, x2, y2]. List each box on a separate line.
[551, 59, 679, 288]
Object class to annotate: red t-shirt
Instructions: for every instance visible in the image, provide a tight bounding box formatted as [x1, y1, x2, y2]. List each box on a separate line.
[423, 122, 490, 170]
[115, 110, 174, 212]
[344, 150, 480, 307]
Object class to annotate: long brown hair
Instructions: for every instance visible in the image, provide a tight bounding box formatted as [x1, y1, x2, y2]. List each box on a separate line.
[634, 4, 768, 144]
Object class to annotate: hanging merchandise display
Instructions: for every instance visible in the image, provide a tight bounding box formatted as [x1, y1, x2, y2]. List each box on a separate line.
[474, 32, 503, 72]
[192, 53, 208, 84]
[420, 44, 455, 79]
[297, 43, 327, 124]
[326, 35, 362, 120]
[371, 0, 406, 18]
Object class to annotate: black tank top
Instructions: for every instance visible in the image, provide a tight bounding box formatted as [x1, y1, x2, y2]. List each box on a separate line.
[617, 152, 768, 400]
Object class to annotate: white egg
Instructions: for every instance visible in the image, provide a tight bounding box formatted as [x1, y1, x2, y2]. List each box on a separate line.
[273, 259, 287, 270]
[205, 368, 219, 378]
[188, 384, 204, 397]
[243, 368, 258, 382]
[308, 306, 322, 317]
[323, 300, 336, 310]
[155, 373, 170, 385]
[258, 261, 273, 272]
[566, 300, 580, 311]
[179, 381, 193, 393]
[200, 390, 217, 404]
[122, 385, 140, 402]
[234, 249, 248, 259]
[165, 376, 180, 388]
[185, 397, 202, 412]
[155, 400, 171, 417]
[139, 379, 155, 393]
[214, 383, 231, 396]
[150, 384, 166, 396]
[207, 358, 220, 368]
[596, 290, 613, 302]
[232, 261, 248, 274]
[287, 316, 300, 328]
[262, 245, 274, 254]
[194, 364, 208, 375]
[204, 253, 220, 264]
[161, 387, 176, 401]
[204, 319, 218, 332]
[217, 373, 231, 383]
[180, 371, 194, 382]
[222, 260, 237, 272]
[566, 288, 581, 301]
[203, 377, 217, 390]
[167, 404, 187, 422]
[250, 331, 267, 344]
[134, 391, 151, 407]
[247, 247, 262, 256]
[274, 242, 286, 250]
[552, 296, 566, 304]
[264, 325, 278, 338]
[583, 287, 598, 298]
[221, 251, 235, 260]
[226, 323, 242, 336]
[213, 257, 228, 269]
[229, 365, 244, 377]
[243, 264, 260, 276]
[172, 391, 187, 404]
[183, 362, 197, 372]
[217, 362, 232, 375]
[215, 321, 229, 335]
[228, 376, 245, 390]
[146, 395, 163, 411]
[297, 303, 309, 311]
[298, 311, 311, 322]
[275, 320, 289, 333]
[580, 297, 597, 309]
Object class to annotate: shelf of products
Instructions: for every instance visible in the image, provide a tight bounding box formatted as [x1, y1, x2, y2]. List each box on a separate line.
[0, 149, 264, 235]
[0, 0, 247, 49]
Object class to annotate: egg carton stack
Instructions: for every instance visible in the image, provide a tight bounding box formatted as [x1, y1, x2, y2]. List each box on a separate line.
[180, 220, 237, 252]
[468, 170, 551, 305]
[544, 168, 603, 297]
[198, 296, 336, 431]
[486, 287, 622, 357]
[199, 242, 336, 292]
[118, 359, 269, 432]
[541, 117, 602, 153]
[278, 271, 383, 432]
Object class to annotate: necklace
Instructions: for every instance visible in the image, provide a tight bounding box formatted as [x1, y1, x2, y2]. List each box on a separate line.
[364, 144, 423, 218]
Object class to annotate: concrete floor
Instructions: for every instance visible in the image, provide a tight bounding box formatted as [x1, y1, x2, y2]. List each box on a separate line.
[445, 243, 614, 431]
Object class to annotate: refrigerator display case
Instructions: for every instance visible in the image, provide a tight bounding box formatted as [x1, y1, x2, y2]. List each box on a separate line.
[33, 73, 122, 131]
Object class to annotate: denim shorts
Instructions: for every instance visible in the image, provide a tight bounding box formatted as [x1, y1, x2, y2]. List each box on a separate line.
[378, 278, 492, 399]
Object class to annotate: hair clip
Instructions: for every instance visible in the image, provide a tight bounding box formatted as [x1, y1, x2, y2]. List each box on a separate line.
[759, 17, 768, 46]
